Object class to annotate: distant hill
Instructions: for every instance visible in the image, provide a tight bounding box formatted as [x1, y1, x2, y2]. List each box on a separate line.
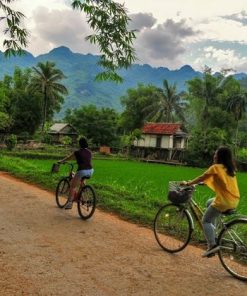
[1, 46, 247, 118]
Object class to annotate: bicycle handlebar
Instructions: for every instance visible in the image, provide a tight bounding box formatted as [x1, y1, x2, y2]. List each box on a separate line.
[58, 161, 75, 171]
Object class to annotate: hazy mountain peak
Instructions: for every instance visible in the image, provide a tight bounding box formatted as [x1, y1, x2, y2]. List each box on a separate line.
[179, 65, 194, 72]
[49, 46, 73, 55]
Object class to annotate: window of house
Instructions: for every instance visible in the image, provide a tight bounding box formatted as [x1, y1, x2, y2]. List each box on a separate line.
[156, 136, 162, 148]
[174, 137, 182, 148]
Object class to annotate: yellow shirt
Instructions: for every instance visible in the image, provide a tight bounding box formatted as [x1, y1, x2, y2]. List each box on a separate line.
[202, 164, 240, 212]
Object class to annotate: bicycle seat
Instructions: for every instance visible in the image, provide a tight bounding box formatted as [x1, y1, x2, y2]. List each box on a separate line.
[81, 176, 91, 180]
[222, 209, 236, 216]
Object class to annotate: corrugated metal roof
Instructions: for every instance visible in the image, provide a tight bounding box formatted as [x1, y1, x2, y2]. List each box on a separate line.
[142, 123, 184, 135]
[49, 123, 78, 135]
[49, 123, 68, 133]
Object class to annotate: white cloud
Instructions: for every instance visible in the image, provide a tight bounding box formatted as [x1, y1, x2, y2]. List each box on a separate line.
[193, 46, 247, 72]
[195, 17, 247, 44]
[128, 13, 157, 30]
[134, 18, 199, 68]
[27, 6, 99, 56]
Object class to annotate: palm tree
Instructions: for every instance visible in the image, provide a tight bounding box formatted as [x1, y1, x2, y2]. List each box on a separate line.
[143, 80, 185, 123]
[228, 91, 247, 151]
[186, 70, 232, 128]
[31, 61, 68, 131]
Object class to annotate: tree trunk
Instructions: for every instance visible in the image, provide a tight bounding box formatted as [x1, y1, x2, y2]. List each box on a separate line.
[41, 89, 48, 132]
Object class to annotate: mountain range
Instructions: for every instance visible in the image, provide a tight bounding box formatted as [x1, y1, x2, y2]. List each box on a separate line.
[1, 46, 247, 118]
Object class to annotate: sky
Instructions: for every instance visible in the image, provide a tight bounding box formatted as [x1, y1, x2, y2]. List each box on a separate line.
[1, 0, 247, 73]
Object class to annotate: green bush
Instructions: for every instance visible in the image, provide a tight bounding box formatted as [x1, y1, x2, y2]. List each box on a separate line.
[184, 128, 229, 167]
[18, 131, 30, 144]
[5, 134, 17, 150]
[61, 136, 72, 146]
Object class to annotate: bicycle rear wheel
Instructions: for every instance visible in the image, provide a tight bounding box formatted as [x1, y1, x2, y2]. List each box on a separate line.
[55, 178, 70, 208]
[77, 185, 96, 220]
[218, 219, 247, 281]
[154, 203, 193, 253]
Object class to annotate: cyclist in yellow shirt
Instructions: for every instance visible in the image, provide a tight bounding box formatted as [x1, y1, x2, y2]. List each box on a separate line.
[182, 146, 240, 257]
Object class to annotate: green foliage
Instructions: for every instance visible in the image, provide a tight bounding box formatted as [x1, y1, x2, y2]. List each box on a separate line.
[18, 131, 30, 143]
[185, 71, 247, 164]
[0, 0, 28, 56]
[236, 148, 247, 162]
[0, 67, 43, 134]
[30, 61, 68, 131]
[5, 133, 17, 150]
[185, 128, 229, 167]
[65, 104, 120, 146]
[72, 0, 136, 82]
[61, 136, 72, 146]
[144, 80, 185, 123]
[120, 84, 161, 131]
[41, 133, 52, 144]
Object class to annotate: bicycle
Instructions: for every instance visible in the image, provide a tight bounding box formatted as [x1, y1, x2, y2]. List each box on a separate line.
[54, 162, 96, 220]
[153, 181, 247, 281]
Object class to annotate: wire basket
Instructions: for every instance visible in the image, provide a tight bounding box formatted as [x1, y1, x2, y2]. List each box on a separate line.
[167, 181, 194, 204]
[51, 163, 60, 173]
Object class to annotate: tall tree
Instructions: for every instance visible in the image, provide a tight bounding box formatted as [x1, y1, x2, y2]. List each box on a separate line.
[0, 68, 43, 135]
[31, 61, 68, 131]
[227, 90, 247, 149]
[65, 104, 119, 146]
[120, 84, 161, 132]
[144, 79, 185, 123]
[1, 0, 136, 82]
[0, 76, 12, 131]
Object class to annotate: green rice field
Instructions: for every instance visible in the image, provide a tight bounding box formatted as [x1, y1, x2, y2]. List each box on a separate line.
[0, 154, 246, 228]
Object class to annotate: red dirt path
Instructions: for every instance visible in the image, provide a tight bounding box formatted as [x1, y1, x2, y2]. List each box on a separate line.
[0, 172, 246, 296]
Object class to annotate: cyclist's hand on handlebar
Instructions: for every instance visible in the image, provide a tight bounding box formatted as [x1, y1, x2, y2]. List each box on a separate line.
[180, 181, 188, 186]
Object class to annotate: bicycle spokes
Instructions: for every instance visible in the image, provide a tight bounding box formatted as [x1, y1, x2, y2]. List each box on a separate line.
[218, 220, 247, 281]
[77, 185, 96, 220]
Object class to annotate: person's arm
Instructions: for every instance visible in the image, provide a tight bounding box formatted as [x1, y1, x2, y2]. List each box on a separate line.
[58, 152, 75, 164]
[180, 172, 208, 186]
[186, 174, 207, 186]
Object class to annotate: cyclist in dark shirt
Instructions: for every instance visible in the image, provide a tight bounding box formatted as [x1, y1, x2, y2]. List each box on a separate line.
[58, 137, 94, 209]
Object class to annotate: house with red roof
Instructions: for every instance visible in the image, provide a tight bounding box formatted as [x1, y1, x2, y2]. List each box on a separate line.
[132, 123, 188, 162]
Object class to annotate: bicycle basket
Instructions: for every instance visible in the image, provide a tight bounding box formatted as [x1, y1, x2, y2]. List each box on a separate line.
[167, 181, 194, 204]
[51, 163, 60, 173]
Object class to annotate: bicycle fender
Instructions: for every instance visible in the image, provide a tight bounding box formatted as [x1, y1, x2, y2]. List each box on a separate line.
[185, 209, 195, 230]
[224, 217, 247, 228]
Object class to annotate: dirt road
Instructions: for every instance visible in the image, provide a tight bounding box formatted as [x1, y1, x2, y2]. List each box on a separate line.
[0, 172, 246, 296]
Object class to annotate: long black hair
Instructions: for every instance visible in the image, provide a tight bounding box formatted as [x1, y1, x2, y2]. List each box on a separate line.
[79, 137, 88, 148]
[216, 146, 236, 177]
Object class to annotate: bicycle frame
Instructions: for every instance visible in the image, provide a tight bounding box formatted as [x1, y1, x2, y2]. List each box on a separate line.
[187, 198, 204, 230]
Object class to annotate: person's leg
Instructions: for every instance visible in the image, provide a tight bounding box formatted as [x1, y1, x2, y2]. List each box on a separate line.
[69, 176, 80, 200]
[64, 174, 80, 209]
[206, 198, 214, 208]
[202, 205, 221, 251]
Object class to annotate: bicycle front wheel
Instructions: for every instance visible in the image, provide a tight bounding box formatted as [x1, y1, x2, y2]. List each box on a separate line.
[77, 185, 96, 220]
[218, 219, 247, 281]
[154, 203, 193, 253]
[55, 178, 70, 208]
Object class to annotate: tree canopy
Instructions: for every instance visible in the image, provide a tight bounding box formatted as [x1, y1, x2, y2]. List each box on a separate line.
[65, 104, 119, 146]
[0, 67, 43, 135]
